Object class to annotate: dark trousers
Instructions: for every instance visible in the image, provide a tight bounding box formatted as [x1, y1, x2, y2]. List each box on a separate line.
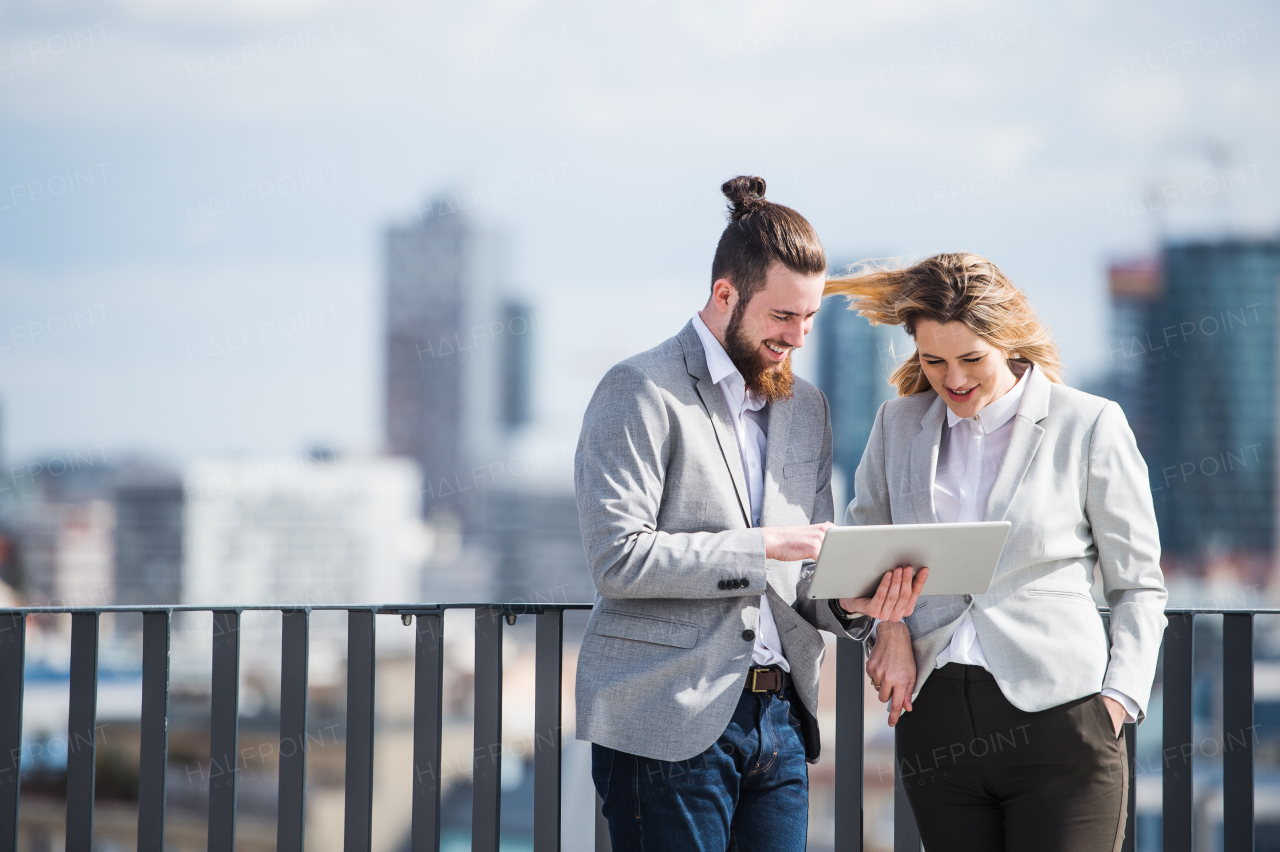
[591, 687, 809, 852]
[895, 664, 1127, 852]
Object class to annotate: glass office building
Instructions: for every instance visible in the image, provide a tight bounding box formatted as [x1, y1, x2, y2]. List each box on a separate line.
[1120, 240, 1280, 558]
[816, 298, 904, 496]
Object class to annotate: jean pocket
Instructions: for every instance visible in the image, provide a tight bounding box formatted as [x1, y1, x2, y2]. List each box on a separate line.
[591, 744, 615, 799]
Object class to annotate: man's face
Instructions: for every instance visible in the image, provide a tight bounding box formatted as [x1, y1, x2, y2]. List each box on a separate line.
[723, 262, 825, 402]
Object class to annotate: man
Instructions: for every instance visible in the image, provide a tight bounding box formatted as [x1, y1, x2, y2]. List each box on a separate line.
[574, 175, 924, 851]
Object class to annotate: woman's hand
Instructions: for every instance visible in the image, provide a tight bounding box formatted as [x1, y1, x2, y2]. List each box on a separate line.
[839, 565, 929, 622]
[1101, 695, 1127, 738]
[867, 621, 916, 726]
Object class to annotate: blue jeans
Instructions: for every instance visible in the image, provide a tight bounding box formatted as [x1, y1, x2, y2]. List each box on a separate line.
[591, 688, 809, 852]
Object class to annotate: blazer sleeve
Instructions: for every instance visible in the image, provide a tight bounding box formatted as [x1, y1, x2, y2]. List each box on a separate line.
[839, 401, 898, 647]
[574, 362, 768, 600]
[793, 390, 874, 640]
[1085, 401, 1168, 722]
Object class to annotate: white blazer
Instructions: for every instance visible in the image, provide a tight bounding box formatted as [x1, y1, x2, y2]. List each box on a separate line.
[846, 366, 1168, 719]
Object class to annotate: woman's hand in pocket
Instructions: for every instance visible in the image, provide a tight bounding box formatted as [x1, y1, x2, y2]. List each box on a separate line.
[1101, 695, 1127, 738]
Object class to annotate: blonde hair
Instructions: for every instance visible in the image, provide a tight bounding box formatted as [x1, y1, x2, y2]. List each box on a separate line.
[825, 253, 1063, 396]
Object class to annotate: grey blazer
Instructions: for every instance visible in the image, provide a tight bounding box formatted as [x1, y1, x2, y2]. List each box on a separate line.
[848, 366, 1168, 719]
[574, 321, 870, 763]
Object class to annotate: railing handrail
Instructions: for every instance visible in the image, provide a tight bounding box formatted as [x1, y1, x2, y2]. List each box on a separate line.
[0, 602, 1267, 852]
[0, 602, 598, 615]
[0, 602, 1271, 614]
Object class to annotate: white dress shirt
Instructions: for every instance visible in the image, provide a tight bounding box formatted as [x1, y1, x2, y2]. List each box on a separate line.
[931, 365, 1139, 723]
[692, 314, 789, 671]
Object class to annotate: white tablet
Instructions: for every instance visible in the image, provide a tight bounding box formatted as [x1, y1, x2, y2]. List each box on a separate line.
[805, 522, 1011, 600]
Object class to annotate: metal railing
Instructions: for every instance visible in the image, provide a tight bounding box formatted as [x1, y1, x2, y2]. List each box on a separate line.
[0, 604, 1267, 852]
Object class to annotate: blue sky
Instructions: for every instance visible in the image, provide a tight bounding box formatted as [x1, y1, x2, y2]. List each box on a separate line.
[0, 0, 1276, 484]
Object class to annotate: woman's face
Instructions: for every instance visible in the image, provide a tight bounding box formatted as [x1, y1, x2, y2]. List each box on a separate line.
[914, 319, 1018, 419]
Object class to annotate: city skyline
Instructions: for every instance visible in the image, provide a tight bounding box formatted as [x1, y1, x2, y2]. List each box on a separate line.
[1, 2, 1276, 466]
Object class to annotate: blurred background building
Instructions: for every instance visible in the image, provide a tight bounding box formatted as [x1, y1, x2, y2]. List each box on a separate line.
[183, 454, 427, 607]
[384, 200, 592, 605]
[1106, 239, 1280, 585]
[384, 203, 509, 527]
[113, 468, 184, 606]
[815, 266, 904, 508]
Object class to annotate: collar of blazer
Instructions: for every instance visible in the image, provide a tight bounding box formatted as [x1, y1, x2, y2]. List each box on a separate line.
[676, 320, 797, 530]
[909, 363, 1053, 525]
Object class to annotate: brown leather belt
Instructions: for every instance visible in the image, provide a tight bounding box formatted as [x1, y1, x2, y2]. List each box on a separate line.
[744, 665, 788, 694]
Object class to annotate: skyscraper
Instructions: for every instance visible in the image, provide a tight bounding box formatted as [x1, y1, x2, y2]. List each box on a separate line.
[1109, 239, 1280, 566]
[816, 296, 904, 495]
[1105, 257, 1162, 459]
[113, 472, 184, 606]
[384, 200, 512, 524]
[384, 196, 571, 603]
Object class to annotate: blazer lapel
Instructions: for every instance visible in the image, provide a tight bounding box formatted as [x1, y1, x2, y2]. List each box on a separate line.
[679, 322, 753, 527]
[910, 395, 947, 524]
[983, 367, 1051, 522]
[758, 396, 792, 528]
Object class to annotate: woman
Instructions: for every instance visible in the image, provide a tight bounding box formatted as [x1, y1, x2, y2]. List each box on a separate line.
[826, 253, 1167, 852]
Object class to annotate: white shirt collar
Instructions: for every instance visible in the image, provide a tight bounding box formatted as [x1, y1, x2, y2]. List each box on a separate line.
[691, 314, 766, 411]
[945, 363, 1031, 431]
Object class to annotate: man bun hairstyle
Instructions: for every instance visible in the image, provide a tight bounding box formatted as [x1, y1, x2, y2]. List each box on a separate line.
[711, 175, 825, 305]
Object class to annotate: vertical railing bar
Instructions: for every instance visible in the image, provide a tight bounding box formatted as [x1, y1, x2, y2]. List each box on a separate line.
[834, 637, 864, 852]
[472, 608, 503, 852]
[137, 610, 172, 852]
[277, 609, 310, 852]
[208, 609, 241, 852]
[1162, 612, 1194, 852]
[893, 730, 922, 852]
[1122, 721, 1136, 852]
[66, 611, 100, 852]
[1222, 613, 1254, 852]
[343, 610, 377, 852]
[533, 611, 563, 852]
[411, 613, 445, 852]
[0, 612, 24, 851]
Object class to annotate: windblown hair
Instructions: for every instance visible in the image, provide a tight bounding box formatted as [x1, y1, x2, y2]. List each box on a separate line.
[825, 253, 1063, 396]
[710, 176, 825, 303]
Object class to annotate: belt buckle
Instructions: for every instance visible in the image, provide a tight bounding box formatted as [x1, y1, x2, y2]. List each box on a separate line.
[749, 666, 775, 693]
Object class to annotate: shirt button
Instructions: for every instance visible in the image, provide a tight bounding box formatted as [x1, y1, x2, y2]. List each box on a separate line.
[718, 580, 728, 590]
[742, 630, 756, 642]
[740, 578, 750, 588]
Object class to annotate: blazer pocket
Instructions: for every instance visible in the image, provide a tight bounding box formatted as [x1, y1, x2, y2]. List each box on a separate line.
[1027, 585, 1095, 602]
[593, 611, 700, 648]
[784, 460, 820, 478]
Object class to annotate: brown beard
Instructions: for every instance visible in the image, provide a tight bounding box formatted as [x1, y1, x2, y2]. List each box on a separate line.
[723, 300, 794, 402]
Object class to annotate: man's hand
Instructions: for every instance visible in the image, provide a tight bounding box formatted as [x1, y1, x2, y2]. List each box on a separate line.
[867, 621, 916, 726]
[839, 566, 928, 622]
[761, 523, 834, 562]
[1101, 695, 1127, 738]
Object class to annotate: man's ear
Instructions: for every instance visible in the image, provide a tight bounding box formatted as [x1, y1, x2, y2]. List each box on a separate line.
[710, 277, 737, 314]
